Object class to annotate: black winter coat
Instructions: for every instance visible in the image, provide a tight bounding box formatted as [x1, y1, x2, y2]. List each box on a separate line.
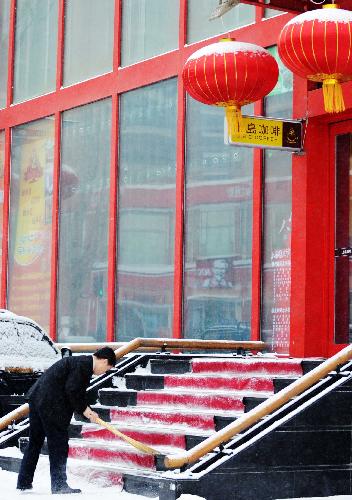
[27, 355, 93, 428]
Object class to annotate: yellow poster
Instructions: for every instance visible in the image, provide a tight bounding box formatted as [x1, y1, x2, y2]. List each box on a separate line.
[8, 119, 54, 332]
[15, 142, 46, 266]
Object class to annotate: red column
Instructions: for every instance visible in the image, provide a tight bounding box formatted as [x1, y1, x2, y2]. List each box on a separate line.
[290, 75, 330, 357]
[172, 0, 187, 339]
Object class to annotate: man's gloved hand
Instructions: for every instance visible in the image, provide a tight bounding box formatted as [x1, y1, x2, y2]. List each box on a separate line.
[83, 407, 99, 423]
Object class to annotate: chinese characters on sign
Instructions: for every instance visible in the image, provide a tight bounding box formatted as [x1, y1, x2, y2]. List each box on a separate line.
[227, 115, 303, 151]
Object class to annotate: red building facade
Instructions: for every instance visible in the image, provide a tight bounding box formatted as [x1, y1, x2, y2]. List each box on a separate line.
[0, 0, 350, 359]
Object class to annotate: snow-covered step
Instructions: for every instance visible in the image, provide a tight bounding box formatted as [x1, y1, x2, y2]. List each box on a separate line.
[101, 405, 240, 431]
[68, 439, 159, 470]
[67, 460, 124, 487]
[126, 373, 275, 393]
[80, 424, 190, 448]
[190, 358, 303, 377]
[99, 388, 246, 412]
[68, 438, 187, 471]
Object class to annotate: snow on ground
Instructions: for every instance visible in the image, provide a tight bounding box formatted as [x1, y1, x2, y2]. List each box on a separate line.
[0, 462, 350, 500]
[0, 450, 206, 499]
[0, 451, 348, 500]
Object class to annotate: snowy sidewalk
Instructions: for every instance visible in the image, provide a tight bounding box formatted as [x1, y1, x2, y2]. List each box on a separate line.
[0, 458, 350, 500]
[0, 456, 205, 499]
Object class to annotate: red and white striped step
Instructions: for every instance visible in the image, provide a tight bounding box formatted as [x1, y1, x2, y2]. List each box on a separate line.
[107, 406, 234, 431]
[69, 439, 182, 471]
[134, 390, 245, 412]
[159, 374, 274, 393]
[80, 424, 193, 448]
[190, 357, 302, 377]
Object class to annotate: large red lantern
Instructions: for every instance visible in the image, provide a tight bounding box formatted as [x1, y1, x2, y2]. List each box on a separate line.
[278, 3, 352, 113]
[182, 39, 279, 135]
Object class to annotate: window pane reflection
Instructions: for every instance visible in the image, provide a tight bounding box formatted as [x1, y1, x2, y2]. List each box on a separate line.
[14, 0, 58, 103]
[117, 79, 177, 340]
[184, 98, 253, 340]
[265, 46, 293, 119]
[121, 0, 179, 67]
[187, 0, 255, 44]
[58, 99, 111, 342]
[8, 118, 54, 331]
[0, 0, 10, 108]
[64, 0, 114, 86]
[261, 150, 292, 354]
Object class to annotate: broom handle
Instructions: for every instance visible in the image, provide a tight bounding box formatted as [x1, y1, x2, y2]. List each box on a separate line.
[95, 417, 161, 456]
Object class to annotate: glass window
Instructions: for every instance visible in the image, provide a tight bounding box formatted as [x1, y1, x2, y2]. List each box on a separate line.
[261, 150, 292, 354]
[58, 99, 111, 342]
[0, 131, 4, 289]
[264, 0, 285, 18]
[187, 0, 255, 45]
[14, 0, 58, 103]
[0, 0, 10, 108]
[8, 118, 55, 332]
[64, 0, 114, 86]
[117, 79, 177, 341]
[261, 45, 293, 354]
[264, 9, 283, 17]
[184, 98, 253, 341]
[265, 46, 293, 118]
[121, 0, 179, 67]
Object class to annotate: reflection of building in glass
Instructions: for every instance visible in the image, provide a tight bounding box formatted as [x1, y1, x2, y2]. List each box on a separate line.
[2, 0, 351, 358]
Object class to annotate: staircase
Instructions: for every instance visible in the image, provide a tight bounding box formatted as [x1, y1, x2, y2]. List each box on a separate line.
[13, 352, 352, 499]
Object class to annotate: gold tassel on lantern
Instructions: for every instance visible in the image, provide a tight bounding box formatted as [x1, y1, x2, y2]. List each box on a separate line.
[225, 105, 243, 137]
[322, 78, 345, 113]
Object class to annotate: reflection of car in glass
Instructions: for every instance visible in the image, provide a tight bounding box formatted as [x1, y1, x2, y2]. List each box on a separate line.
[0, 310, 60, 417]
[203, 322, 250, 341]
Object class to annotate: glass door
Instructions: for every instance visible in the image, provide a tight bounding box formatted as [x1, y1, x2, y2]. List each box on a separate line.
[333, 128, 352, 347]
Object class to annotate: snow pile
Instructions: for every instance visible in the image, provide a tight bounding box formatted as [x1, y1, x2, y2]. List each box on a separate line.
[286, 8, 352, 26]
[188, 41, 271, 60]
[0, 310, 59, 371]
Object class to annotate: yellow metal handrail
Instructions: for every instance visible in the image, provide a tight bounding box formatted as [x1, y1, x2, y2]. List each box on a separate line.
[56, 338, 266, 354]
[163, 344, 352, 469]
[0, 337, 265, 432]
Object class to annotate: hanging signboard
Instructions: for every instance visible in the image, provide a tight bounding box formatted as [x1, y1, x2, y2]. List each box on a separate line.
[225, 115, 303, 152]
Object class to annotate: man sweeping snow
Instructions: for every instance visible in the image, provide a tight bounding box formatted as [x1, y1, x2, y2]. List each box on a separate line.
[17, 347, 116, 495]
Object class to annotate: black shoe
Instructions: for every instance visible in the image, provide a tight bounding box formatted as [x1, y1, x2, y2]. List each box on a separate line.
[17, 484, 33, 491]
[52, 485, 82, 495]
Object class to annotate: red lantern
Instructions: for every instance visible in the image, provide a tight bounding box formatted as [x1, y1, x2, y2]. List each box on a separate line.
[278, 3, 352, 113]
[182, 39, 279, 135]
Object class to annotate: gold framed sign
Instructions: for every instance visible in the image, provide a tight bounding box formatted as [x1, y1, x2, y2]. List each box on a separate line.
[226, 115, 303, 152]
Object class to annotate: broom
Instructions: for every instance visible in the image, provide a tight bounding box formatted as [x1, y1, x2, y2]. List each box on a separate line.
[95, 417, 162, 456]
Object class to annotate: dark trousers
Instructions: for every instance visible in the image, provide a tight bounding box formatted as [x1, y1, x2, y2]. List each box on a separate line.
[17, 403, 69, 492]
